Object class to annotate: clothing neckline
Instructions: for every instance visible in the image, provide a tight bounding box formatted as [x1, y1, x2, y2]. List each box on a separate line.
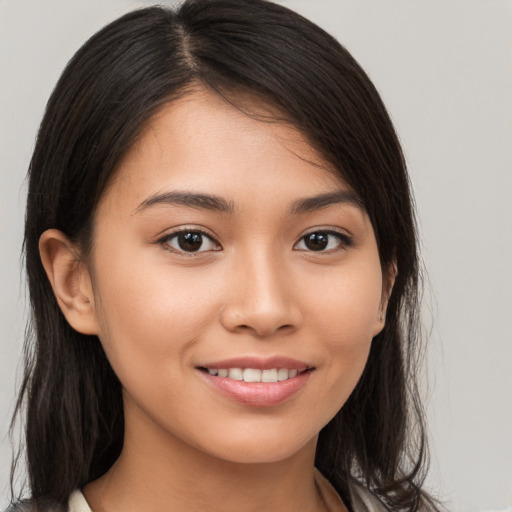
[314, 468, 348, 512]
[71, 469, 348, 512]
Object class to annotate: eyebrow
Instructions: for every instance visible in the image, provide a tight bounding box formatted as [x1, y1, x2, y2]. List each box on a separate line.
[135, 191, 235, 214]
[289, 190, 364, 215]
[135, 189, 364, 216]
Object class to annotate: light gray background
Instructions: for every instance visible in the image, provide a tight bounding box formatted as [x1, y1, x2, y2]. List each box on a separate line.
[1, 1, 511, 510]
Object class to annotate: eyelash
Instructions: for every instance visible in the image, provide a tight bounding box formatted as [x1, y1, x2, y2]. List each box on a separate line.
[295, 230, 353, 253]
[159, 229, 221, 255]
[158, 228, 353, 255]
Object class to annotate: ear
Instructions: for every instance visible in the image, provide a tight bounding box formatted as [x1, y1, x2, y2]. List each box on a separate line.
[373, 260, 398, 336]
[39, 229, 99, 335]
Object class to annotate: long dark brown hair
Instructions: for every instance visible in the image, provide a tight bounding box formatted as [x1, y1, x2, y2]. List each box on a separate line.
[11, 1, 439, 510]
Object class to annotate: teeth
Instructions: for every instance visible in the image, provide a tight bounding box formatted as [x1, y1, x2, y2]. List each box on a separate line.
[206, 367, 301, 382]
[243, 368, 261, 382]
[227, 368, 243, 380]
[261, 369, 278, 383]
[277, 368, 289, 381]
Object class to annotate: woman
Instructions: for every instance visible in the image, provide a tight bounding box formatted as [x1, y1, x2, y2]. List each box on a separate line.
[9, 0, 442, 511]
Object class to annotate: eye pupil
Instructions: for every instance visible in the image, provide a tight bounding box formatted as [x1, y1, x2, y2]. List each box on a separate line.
[304, 232, 329, 251]
[178, 232, 203, 251]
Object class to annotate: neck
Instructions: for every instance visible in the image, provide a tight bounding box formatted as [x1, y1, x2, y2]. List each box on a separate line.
[84, 405, 328, 512]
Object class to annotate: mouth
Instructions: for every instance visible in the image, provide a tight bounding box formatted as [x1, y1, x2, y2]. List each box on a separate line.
[198, 367, 311, 383]
[196, 357, 314, 407]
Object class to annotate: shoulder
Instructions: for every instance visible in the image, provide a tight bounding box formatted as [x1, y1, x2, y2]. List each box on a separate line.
[3, 500, 58, 512]
[349, 480, 440, 512]
[314, 469, 389, 512]
[315, 470, 437, 512]
[4, 491, 89, 512]
[4, 504, 28, 512]
[3, 499, 62, 512]
[348, 481, 390, 512]
[67, 491, 91, 512]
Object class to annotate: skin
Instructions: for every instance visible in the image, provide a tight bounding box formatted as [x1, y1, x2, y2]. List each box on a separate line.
[40, 89, 392, 512]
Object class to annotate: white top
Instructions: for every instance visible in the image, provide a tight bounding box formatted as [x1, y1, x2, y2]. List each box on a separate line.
[67, 492, 92, 512]
[65, 470, 389, 512]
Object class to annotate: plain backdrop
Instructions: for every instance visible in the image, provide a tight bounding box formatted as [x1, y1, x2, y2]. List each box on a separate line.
[1, 1, 511, 511]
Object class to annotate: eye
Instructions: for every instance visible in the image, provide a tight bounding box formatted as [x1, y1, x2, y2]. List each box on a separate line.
[160, 230, 221, 253]
[294, 230, 352, 252]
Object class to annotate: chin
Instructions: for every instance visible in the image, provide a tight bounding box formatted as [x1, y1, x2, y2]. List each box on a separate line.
[200, 430, 318, 465]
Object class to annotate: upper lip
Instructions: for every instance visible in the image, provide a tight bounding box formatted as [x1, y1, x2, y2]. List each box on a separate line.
[197, 356, 312, 371]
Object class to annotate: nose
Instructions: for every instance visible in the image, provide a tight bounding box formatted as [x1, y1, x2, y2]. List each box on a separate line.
[219, 250, 302, 338]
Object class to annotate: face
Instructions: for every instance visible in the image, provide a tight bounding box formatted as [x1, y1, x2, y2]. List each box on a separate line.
[83, 89, 387, 464]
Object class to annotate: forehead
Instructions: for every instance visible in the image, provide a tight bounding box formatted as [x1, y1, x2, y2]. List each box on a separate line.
[101, 88, 355, 214]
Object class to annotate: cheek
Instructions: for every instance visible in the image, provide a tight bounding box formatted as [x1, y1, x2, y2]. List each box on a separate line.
[311, 258, 383, 344]
[89, 247, 219, 378]
[305, 260, 382, 411]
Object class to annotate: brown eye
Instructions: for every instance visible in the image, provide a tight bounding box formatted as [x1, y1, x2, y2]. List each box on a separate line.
[178, 232, 203, 251]
[295, 230, 352, 252]
[162, 230, 220, 253]
[304, 232, 329, 251]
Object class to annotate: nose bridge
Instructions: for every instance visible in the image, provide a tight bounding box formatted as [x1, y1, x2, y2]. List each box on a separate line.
[221, 243, 300, 336]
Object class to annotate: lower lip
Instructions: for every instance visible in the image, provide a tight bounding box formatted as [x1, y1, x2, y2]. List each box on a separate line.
[198, 370, 312, 407]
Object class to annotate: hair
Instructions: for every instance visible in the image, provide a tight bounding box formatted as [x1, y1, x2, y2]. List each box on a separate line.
[10, 1, 440, 511]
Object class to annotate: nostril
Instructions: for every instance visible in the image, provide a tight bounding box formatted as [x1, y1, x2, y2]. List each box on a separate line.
[218, 297, 302, 337]
[245, 323, 296, 338]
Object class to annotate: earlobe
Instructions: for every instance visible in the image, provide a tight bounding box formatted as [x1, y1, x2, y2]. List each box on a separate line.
[39, 229, 99, 335]
[373, 260, 398, 336]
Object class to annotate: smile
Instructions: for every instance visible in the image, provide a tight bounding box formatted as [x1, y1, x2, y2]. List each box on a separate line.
[197, 358, 314, 407]
[202, 367, 300, 383]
